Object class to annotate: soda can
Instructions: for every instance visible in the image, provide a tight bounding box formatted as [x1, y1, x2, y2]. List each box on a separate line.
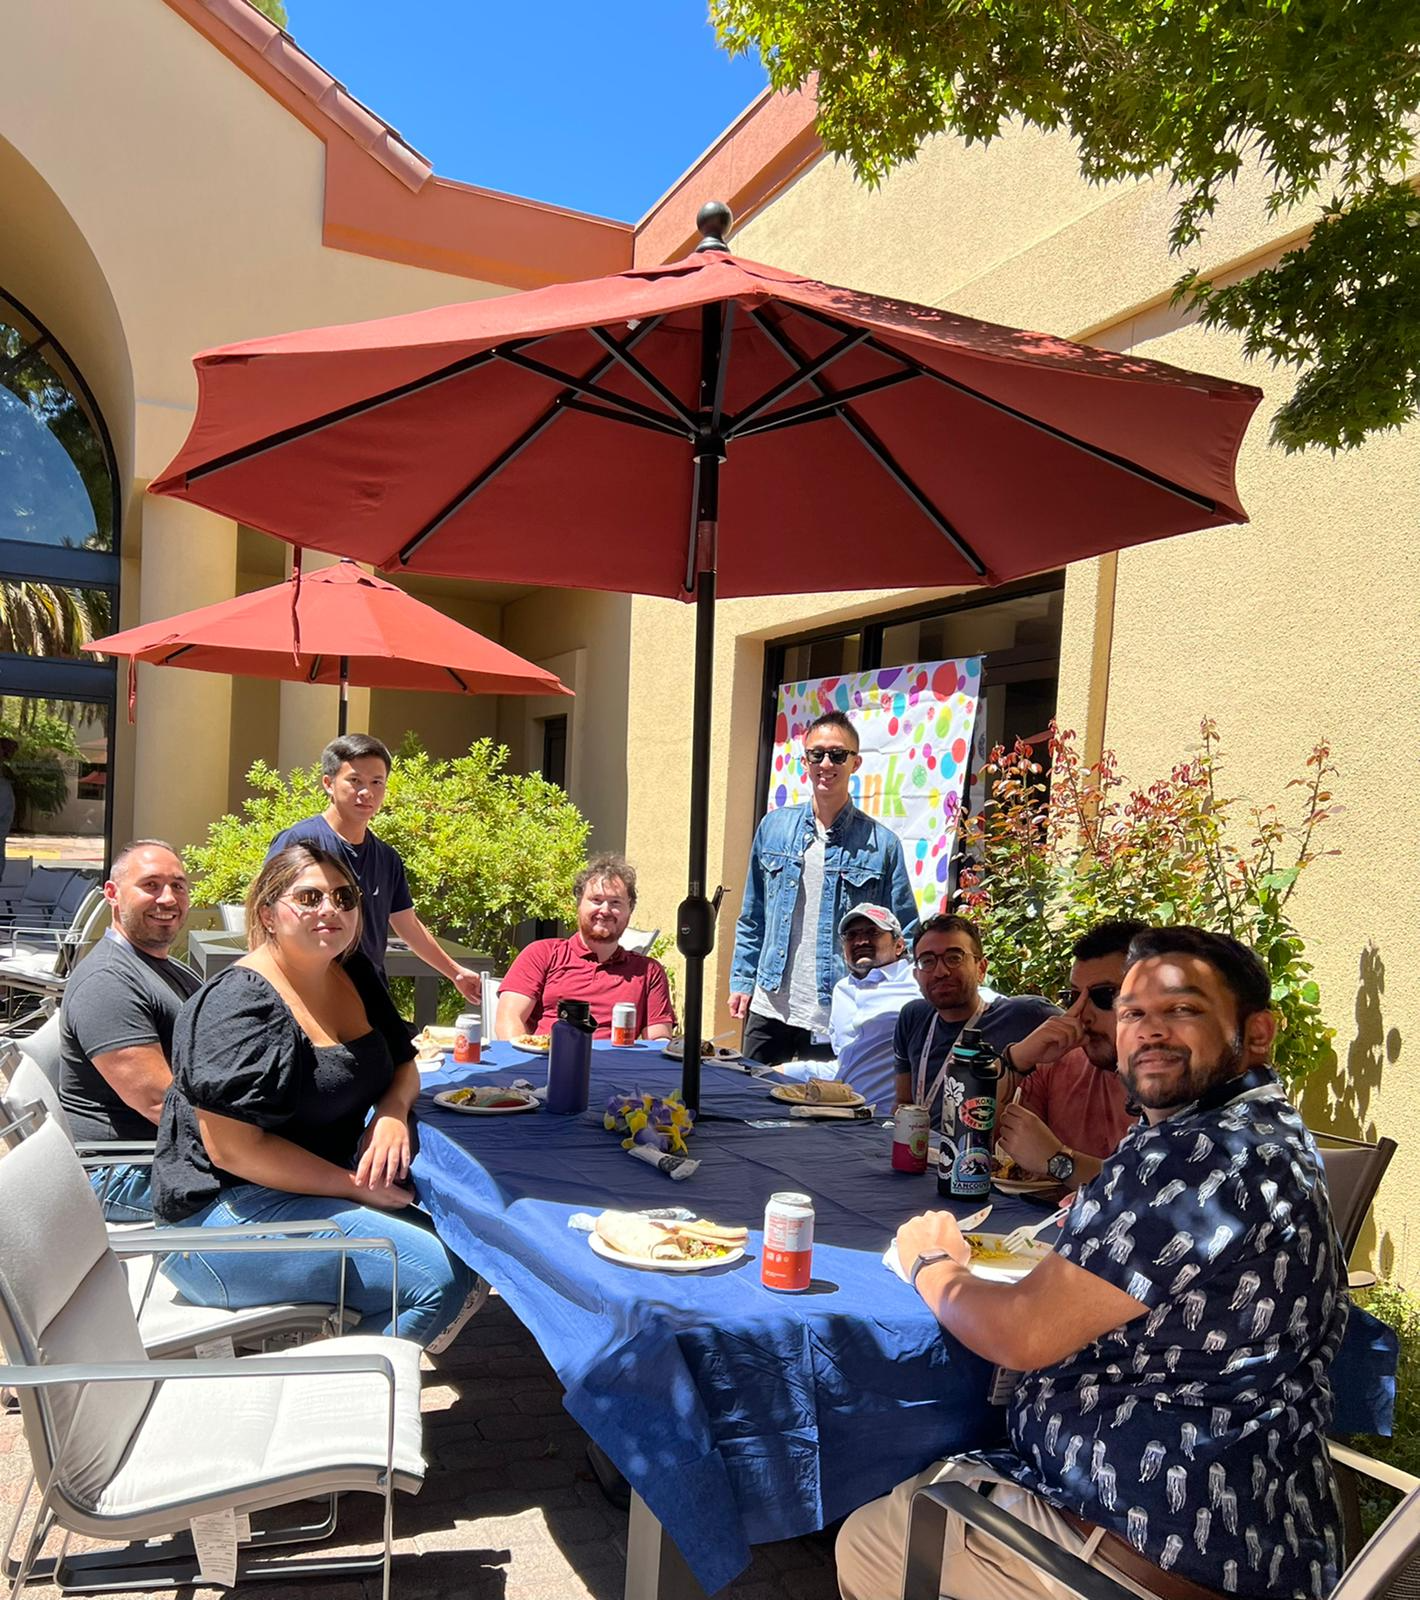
[453, 1011, 481, 1065]
[891, 1104, 931, 1173]
[611, 1002, 637, 1047]
[761, 1191, 814, 1292]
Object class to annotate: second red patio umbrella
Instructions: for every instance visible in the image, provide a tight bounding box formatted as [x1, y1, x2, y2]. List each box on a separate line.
[86, 557, 570, 731]
[148, 203, 1262, 1103]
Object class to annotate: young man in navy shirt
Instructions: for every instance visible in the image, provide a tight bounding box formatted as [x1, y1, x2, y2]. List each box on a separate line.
[841, 926, 1347, 1600]
[268, 734, 480, 1002]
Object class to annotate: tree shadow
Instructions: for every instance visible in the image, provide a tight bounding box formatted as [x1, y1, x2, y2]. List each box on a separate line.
[1299, 943, 1403, 1275]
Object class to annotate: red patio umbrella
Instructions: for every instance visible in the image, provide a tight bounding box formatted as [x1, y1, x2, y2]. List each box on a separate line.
[149, 202, 1263, 1104]
[86, 557, 570, 732]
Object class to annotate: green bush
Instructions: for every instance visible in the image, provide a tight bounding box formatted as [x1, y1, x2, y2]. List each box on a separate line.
[958, 721, 1340, 1088]
[1348, 1278, 1420, 1538]
[188, 735, 590, 973]
[0, 707, 79, 827]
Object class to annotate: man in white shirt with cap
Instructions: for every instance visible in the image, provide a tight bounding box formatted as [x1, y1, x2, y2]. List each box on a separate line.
[824, 904, 920, 1107]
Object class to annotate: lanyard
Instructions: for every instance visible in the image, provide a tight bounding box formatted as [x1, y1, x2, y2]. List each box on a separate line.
[915, 1000, 986, 1110]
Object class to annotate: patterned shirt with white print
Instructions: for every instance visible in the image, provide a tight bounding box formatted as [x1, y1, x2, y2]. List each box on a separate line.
[980, 1072, 1348, 1599]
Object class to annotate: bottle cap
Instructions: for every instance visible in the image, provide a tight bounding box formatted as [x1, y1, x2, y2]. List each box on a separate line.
[557, 998, 594, 1030]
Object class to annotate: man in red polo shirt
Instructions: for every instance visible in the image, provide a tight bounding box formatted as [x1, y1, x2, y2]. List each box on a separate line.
[495, 853, 676, 1041]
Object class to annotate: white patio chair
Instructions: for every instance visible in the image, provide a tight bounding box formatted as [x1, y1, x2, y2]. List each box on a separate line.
[903, 1462, 1420, 1600]
[619, 926, 660, 956]
[0, 1048, 364, 1358]
[0, 1113, 425, 1596]
[0, 885, 106, 1022]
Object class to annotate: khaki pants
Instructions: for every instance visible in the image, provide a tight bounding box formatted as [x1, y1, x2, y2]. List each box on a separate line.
[836, 1458, 1159, 1600]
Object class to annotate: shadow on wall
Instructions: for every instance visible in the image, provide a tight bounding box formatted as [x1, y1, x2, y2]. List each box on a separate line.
[1299, 943, 1404, 1277]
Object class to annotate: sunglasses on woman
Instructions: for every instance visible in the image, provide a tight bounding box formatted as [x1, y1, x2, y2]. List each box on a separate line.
[284, 885, 361, 913]
[1059, 983, 1118, 1011]
[804, 747, 853, 766]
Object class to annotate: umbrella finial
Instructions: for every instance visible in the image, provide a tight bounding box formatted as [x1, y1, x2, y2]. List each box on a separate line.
[695, 201, 733, 253]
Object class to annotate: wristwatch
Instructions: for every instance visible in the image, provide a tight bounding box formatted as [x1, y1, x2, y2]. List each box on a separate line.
[909, 1248, 954, 1286]
[1046, 1147, 1076, 1183]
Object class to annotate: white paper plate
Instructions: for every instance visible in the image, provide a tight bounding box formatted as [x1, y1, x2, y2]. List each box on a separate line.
[433, 1088, 539, 1116]
[991, 1175, 1062, 1196]
[768, 1083, 865, 1108]
[588, 1232, 746, 1273]
[963, 1232, 1052, 1282]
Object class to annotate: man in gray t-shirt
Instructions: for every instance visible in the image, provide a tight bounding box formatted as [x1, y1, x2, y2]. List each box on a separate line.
[59, 840, 198, 1221]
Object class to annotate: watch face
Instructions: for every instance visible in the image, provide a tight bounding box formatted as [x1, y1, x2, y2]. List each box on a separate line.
[1047, 1152, 1074, 1180]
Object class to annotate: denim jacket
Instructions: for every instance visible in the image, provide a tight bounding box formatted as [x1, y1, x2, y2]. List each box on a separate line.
[730, 802, 920, 1009]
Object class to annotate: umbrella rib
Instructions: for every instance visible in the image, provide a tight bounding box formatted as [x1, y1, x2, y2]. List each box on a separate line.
[559, 397, 685, 437]
[446, 667, 469, 692]
[729, 370, 920, 440]
[790, 301, 1221, 515]
[723, 326, 872, 434]
[398, 318, 665, 567]
[750, 310, 988, 577]
[184, 341, 542, 485]
[494, 348, 690, 436]
[587, 326, 697, 428]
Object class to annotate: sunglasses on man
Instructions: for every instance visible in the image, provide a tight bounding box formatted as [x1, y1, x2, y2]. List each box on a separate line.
[1059, 983, 1119, 1011]
[804, 747, 853, 766]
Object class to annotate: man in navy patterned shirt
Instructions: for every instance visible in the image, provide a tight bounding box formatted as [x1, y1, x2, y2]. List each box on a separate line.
[838, 927, 1347, 1600]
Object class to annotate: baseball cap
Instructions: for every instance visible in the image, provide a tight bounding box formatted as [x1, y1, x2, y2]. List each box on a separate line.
[838, 904, 902, 939]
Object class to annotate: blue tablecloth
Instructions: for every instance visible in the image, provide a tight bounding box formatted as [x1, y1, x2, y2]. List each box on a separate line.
[411, 1042, 1396, 1595]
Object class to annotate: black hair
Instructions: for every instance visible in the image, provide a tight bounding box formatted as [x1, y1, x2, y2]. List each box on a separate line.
[1072, 919, 1151, 963]
[804, 710, 859, 751]
[913, 912, 983, 958]
[1124, 925, 1272, 1021]
[321, 734, 392, 778]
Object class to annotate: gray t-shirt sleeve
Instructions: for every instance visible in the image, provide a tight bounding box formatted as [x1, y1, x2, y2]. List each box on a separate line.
[66, 960, 167, 1058]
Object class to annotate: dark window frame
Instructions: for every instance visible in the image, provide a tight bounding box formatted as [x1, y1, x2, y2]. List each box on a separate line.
[0, 287, 121, 856]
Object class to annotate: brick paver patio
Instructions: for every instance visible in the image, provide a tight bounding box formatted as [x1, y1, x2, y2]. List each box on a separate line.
[0, 1293, 842, 1600]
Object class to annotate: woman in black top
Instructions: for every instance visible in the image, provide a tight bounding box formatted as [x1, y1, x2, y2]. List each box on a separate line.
[153, 844, 481, 1348]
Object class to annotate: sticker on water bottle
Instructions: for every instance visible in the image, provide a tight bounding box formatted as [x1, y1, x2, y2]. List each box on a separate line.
[958, 1095, 997, 1133]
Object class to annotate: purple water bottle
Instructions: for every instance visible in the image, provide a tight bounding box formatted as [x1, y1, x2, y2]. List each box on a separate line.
[546, 998, 594, 1113]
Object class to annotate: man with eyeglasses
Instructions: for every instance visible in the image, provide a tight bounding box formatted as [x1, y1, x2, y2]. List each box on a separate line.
[267, 733, 481, 1003]
[892, 914, 1056, 1124]
[730, 711, 918, 1067]
[496, 852, 675, 1041]
[995, 919, 1147, 1185]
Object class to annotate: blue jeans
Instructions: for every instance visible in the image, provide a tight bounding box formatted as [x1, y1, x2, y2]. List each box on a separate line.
[91, 1164, 155, 1224]
[160, 1183, 478, 1346]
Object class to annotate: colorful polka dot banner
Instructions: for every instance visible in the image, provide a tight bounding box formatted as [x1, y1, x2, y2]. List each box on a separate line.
[766, 658, 983, 919]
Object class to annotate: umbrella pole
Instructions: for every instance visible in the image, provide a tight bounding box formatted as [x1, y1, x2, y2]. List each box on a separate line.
[338, 655, 349, 736]
[677, 566, 717, 1112]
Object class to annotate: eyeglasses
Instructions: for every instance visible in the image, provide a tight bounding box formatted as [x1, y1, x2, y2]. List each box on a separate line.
[1059, 983, 1119, 1011]
[914, 949, 972, 973]
[283, 886, 360, 914]
[804, 747, 853, 766]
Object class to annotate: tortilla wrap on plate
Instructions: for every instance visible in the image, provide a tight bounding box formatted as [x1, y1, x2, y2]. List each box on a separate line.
[593, 1211, 747, 1263]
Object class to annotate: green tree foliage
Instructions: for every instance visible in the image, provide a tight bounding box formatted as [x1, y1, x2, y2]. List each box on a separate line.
[956, 721, 1340, 1087]
[187, 736, 590, 971]
[247, 0, 289, 26]
[0, 580, 109, 660]
[0, 707, 80, 825]
[711, 0, 1420, 451]
[1349, 1278, 1420, 1537]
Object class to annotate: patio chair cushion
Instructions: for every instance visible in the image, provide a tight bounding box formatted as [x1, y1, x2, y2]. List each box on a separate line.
[92, 1334, 425, 1520]
[1, 1053, 74, 1141]
[14, 868, 83, 932]
[126, 1268, 346, 1359]
[0, 1120, 155, 1503]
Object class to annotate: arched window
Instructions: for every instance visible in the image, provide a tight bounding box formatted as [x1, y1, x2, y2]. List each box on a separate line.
[0, 289, 119, 868]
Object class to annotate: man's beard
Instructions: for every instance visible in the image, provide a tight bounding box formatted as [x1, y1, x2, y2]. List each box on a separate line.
[1121, 1030, 1246, 1111]
[1082, 1029, 1118, 1071]
[118, 903, 178, 955]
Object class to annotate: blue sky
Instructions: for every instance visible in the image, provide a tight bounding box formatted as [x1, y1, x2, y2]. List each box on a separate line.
[284, 1, 771, 221]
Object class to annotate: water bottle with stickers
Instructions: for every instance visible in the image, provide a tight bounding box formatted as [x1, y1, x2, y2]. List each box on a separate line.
[935, 1028, 999, 1200]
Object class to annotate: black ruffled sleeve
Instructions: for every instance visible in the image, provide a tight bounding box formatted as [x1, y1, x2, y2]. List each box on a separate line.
[171, 966, 302, 1129]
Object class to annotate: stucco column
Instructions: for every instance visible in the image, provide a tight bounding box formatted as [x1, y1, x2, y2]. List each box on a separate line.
[276, 550, 371, 771]
[131, 497, 237, 851]
[1054, 552, 1118, 765]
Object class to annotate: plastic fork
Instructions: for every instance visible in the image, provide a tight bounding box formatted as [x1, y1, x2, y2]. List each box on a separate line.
[1001, 1204, 1069, 1253]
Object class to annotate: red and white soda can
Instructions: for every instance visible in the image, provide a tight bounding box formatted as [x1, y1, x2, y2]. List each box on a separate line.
[891, 1104, 931, 1173]
[610, 1002, 637, 1047]
[761, 1191, 815, 1292]
[453, 1011, 481, 1065]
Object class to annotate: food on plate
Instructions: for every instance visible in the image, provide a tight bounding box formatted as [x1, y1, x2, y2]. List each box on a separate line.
[804, 1079, 859, 1105]
[664, 1036, 735, 1060]
[594, 1211, 747, 1263]
[414, 1024, 458, 1059]
[990, 1152, 1048, 1182]
[444, 1085, 530, 1109]
[512, 1033, 552, 1053]
[965, 1233, 1035, 1265]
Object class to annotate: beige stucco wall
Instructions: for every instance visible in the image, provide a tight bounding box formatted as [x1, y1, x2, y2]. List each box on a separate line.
[620, 125, 1420, 1282]
[0, 0, 513, 850]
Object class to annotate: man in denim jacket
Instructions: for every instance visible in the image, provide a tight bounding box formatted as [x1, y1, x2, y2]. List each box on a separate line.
[730, 711, 919, 1066]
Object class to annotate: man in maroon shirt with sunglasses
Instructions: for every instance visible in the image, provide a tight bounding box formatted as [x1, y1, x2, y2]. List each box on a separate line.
[995, 919, 1146, 1185]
